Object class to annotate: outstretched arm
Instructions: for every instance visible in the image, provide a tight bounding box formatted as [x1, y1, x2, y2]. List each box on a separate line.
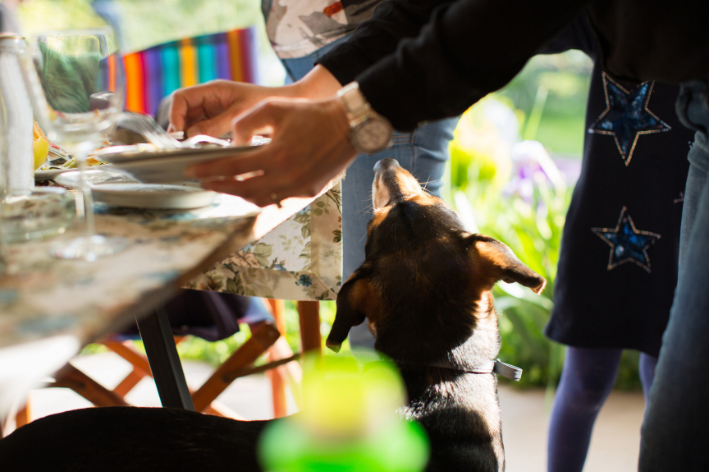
[186, 0, 592, 206]
[168, 65, 343, 137]
[320, 0, 591, 130]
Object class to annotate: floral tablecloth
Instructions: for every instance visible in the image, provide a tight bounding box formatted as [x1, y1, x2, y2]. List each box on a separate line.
[0, 173, 345, 350]
[188, 182, 343, 301]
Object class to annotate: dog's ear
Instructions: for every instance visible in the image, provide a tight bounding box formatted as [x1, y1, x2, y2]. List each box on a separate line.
[464, 234, 547, 294]
[326, 271, 375, 352]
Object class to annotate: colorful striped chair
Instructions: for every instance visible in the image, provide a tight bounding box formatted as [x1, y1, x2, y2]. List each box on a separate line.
[122, 26, 258, 117]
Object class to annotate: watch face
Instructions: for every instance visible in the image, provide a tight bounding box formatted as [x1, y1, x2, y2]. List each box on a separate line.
[354, 119, 393, 154]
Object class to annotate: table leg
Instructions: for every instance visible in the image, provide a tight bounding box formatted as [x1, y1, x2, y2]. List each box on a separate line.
[136, 307, 195, 410]
[297, 301, 321, 354]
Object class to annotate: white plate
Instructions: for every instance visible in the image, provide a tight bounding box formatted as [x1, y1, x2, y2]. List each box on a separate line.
[90, 183, 219, 209]
[35, 168, 73, 181]
[35, 164, 114, 182]
[97, 144, 262, 183]
[54, 169, 137, 187]
[55, 170, 219, 210]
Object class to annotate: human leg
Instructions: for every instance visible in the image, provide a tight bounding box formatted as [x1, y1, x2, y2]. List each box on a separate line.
[638, 353, 657, 403]
[547, 346, 622, 472]
[639, 81, 709, 471]
[282, 44, 458, 347]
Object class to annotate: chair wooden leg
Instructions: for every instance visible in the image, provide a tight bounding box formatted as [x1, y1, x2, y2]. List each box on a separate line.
[52, 364, 129, 407]
[297, 301, 321, 354]
[271, 337, 303, 408]
[103, 341, 152, 377]
[191, 321, 281, 412]
[14, 391, 31, 430]
[112, 369, 145, 398]
[266, 299, 286, 332]
[266, 299, 288, 417]
[102, 341, 152, 399]
[267, 366, 287, 418]
[14, 406, 29, 429]
[204, 401, 245, 420]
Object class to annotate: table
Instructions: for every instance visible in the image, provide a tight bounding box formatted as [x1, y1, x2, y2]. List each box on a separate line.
[0, 175, 344, 416]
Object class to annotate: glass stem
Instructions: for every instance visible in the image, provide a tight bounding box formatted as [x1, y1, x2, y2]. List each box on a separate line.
[75, 141, 96, 259]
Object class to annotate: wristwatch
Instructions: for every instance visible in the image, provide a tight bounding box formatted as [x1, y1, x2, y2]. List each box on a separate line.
[337, 82, 393, 155]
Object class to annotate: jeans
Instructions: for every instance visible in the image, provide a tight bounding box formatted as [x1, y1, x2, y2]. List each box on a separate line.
[639, 81, 709, 470]
[283, 39, 459, 348]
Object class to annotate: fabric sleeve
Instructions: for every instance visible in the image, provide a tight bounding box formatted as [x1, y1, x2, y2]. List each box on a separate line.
[541, 11, 598, 58]
[325, 0, 591, 131]
[317, 0, 452, 87]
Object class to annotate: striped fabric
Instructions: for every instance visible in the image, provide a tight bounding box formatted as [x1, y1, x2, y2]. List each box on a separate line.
[123, 27, 258, 116]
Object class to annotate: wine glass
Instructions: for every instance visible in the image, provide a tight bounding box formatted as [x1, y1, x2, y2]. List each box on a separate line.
[28, 28, 128, 260]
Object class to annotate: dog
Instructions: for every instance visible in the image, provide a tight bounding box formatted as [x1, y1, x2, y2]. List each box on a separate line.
[0, 158, 544, 472]
[327, 158, 545, 471]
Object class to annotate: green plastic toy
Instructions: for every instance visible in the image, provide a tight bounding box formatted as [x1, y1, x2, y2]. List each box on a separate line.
[258, 353, 429, 472]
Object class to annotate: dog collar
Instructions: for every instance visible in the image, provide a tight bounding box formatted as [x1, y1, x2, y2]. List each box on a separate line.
[396, 358, 523, 381]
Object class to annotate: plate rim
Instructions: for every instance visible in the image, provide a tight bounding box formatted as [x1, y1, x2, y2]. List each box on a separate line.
[98, 143, 262, 165]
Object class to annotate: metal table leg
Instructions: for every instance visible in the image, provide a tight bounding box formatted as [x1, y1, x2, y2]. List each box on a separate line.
[136, 307, 195, 410]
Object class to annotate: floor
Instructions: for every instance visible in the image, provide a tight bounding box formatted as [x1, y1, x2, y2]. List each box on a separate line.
[14, 352, 645, 472]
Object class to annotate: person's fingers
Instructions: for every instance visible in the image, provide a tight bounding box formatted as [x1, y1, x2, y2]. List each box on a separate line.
[185, 112, 236, 138]
[185, 95, 353, 205]
[201, 172, 293, 202]
[231, 99, 290, 145]
[202, 174, 328, 207]
[184, 146, 275, 179]
[169, 81, 233, 131]
[169, 86, 210, 132]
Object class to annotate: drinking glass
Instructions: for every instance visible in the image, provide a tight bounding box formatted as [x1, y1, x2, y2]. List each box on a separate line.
[0, 92, 7, 273]
[29, 28, 128, 260]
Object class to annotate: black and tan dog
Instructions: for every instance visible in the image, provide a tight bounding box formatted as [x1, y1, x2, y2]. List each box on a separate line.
[0, 158, 544, 472]
[327, 158, 545, 471]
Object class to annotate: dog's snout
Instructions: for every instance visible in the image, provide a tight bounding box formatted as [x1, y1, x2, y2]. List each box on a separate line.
[373, 158, 400, 174]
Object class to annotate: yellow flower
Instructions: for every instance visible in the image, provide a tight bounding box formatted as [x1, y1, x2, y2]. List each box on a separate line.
[32, 121, 49, 170]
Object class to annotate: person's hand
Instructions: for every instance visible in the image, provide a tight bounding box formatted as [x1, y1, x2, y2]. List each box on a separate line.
[184, 96, 356, 207]
[168, 80, 278, 138]
[168, 66, 343, 139]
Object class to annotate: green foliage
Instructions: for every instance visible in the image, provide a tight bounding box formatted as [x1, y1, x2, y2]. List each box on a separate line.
[458, 156, 570, 389]
[498, 52, 592, 155]
[19, 0, 262, 53]
[18, 0, 107, 32]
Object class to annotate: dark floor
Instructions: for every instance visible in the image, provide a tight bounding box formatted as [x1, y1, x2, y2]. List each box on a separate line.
[13, 352, 644, 472]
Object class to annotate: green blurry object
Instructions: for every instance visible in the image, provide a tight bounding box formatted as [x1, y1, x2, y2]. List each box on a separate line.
[258, 353, 430, 472]
[36, 41, 101, 113]
[260, 418, 428, 472]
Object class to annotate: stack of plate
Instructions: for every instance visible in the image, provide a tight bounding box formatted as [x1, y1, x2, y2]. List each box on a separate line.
[55, 169, 220, 210]
[96, 144, 260, 183]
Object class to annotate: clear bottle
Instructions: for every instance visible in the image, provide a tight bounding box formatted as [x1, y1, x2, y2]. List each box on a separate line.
[0, 87, 7, 273]
[0, 34, 34, 192]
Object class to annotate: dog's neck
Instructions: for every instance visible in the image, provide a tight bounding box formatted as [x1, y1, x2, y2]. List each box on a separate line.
[378, 291, 501, 373]
[441, 291, 501, 371]
[391, 292, 505, 472]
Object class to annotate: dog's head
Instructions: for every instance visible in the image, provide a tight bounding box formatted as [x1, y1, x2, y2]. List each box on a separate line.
[326, 158, 546, 361]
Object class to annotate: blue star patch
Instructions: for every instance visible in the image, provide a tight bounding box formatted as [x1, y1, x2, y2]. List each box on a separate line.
[592, 206, 661, 273]
[589, 73, 670, 166]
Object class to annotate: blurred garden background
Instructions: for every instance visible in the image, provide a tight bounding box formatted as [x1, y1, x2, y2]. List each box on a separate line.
[15, 0, 644, 394]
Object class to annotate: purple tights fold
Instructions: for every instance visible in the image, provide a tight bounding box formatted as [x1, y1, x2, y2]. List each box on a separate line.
[547, 347, 657, 472]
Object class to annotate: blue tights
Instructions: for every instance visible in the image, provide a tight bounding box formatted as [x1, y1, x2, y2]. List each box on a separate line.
[547, 347, 657, 472]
